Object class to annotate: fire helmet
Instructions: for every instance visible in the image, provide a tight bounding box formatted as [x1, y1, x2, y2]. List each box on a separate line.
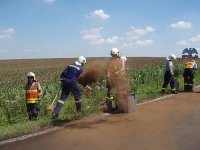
[78, 56, 87, 64]
[27, 72, 35, 80]
[110, 48, 119, 56]
[166, 54, 176, 60]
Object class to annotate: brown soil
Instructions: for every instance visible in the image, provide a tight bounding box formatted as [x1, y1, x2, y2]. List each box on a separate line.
[78, 60, 109, 86]
[78, 58, 130, 112]
[1, 89, 200, 150]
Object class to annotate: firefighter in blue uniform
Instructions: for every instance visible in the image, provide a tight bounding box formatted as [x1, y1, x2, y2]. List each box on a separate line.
[161, 54, 178, 94]
[52, 56, 87, 119]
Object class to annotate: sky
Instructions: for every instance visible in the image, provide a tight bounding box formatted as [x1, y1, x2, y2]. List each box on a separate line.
[0, 0, 200, 60]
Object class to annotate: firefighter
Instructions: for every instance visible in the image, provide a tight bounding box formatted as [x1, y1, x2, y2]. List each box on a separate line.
[52, 56, 87, 119]
[183, 60, 198, 92]
[25, 72, 43, 121]
[106, 48, 127, 113]
[161, 54, 178, 94]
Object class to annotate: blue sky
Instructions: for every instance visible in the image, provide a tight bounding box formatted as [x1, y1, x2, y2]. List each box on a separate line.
[0, 0, 200, 59]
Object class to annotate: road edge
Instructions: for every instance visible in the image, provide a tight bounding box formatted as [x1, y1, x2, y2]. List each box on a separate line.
[1, 85, 200, 146]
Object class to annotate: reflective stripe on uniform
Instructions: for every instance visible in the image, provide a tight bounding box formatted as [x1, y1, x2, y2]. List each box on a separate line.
[26, 81, 40, 103]
[69, 65, 80, 70]
[26, 101, 39, 104]
[58, 100, 65, 104]
[27, 97, 40, 100]
[75, 100, 82, 103]
[184, 83, 193, 86]
[26, 98, 39, 103]
[106, 96, 114, 100]
[185, 62, 193, 68]
[26, 89, 37, 93]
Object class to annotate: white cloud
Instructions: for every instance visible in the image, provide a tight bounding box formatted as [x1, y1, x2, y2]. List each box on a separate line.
[145, 26, 155, 32]
[81, 27, 102, 41]
[90, 9, 110, 20]
[121, 39, 153, 48]
[170, 21, 192, 29]
[176, 40, 190, 46]
[0, 27, 15, 40]
[127, 26, 155, 36]
[93, 36, 119, 45]
[189, 34, 200, 42]
[81, 25, 155, 46]
[135, 40, 153, 46]
[177, 34, 200, 46]
[81, 27, 119, 45]
[121, 43, 132, 48]
[0, 34, 12, 40]
[2, 28, 15, 34]
[125, 35, 139, 40]
[43, 0, 56, 3]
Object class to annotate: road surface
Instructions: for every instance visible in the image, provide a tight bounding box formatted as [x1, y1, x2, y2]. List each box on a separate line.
[1, 89, 200, 150]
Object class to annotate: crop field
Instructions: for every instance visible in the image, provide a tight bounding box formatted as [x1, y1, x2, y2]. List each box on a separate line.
[0, 57, 199, 138]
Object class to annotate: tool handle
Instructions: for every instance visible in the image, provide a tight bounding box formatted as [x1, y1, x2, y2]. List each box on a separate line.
[51, 92, 59, 105]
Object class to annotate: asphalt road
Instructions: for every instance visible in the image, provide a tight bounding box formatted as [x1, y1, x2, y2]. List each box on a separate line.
[1, 89, 200, 150]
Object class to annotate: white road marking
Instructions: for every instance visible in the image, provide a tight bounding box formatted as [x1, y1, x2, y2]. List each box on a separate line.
[1, 85, 200, 146]
[0, 127, 59, 146]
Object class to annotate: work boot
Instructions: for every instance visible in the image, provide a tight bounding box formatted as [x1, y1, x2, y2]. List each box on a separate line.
[106, 100, 112, 113]
[75, 102, 82, 113]
[52, 113, 59, 120]
[32, 113, 39, 121]
[161, 89, 166, 94]
[171, 91, 178, 94]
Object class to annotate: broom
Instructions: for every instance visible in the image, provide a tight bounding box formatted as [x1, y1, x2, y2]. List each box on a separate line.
[46, 91, 59, 111]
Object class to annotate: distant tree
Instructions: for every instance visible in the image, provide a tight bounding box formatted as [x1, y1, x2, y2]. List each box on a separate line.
[182, 48, 198, 58]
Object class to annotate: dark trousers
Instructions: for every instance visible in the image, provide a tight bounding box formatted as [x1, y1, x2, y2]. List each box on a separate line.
[162, 71, 176, 91]
[183, 69, 194, 91]
[183, 69, 194, 85]
[106, 82, 118, 113]
[27, 103, 40, 121]
[53, 79, 82, 115]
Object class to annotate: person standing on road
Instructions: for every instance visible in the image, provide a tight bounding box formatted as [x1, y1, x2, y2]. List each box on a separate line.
[106, 48, 127, 113]
[25, 72, 43, 121]
[161, 54, 178, 94]
[52, 56, 87, 119]
[183, 60, 198, 91]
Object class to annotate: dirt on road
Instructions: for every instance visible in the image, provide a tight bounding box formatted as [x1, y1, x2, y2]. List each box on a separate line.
[1, 89, 200, 150]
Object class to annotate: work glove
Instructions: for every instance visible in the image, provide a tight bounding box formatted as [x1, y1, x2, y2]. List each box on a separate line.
[84, 85, 92, 94]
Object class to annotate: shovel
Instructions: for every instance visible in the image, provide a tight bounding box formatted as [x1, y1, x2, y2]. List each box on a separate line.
[46, 92, 59, 111]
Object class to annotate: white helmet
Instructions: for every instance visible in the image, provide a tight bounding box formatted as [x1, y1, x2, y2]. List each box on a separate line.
[27, 72, 35, 80]
[166, 54, 176, 60]
[78, 56, 87, 64]
[110, 48, 119, 56]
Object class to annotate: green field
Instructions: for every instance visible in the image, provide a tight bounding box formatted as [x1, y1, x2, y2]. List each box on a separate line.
[0, 57, 199, 139]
